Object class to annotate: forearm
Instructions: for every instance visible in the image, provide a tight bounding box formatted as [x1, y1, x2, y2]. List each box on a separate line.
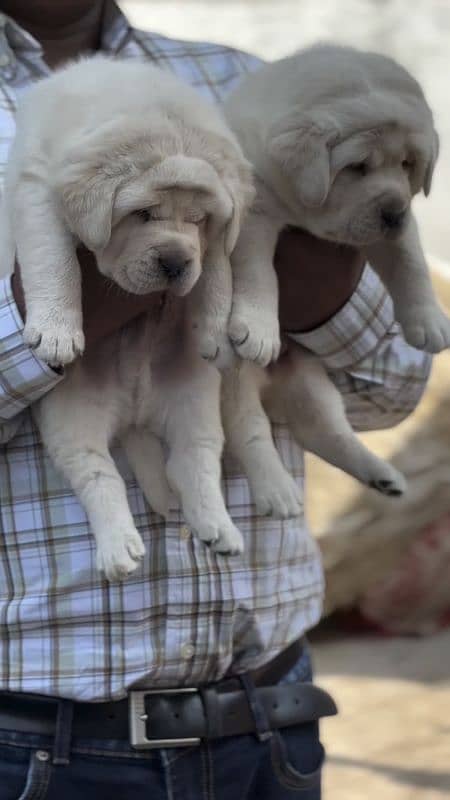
[13, 247, 166, 350]
[276, 227, 365, 333]
[2, 247, 165, 435]
[333, 336, 431, 432]
[0, 275, 63, 432]
[288, 261, 432, 431]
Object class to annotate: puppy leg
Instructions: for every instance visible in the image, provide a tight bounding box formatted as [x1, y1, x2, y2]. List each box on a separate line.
[272, 348, 406, 496]
[164, 361, 244, 555]
[35, 396, 145, 581]
[222, 363, 302, 518]
[122, 428, 173, 518]
[188, 245, 235, 369]
[13, 180, 84, 365]
[366, 214, 450, 353]
[229, 210, 281, 367]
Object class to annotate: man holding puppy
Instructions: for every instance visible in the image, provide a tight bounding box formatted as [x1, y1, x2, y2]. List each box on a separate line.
[0, 1, 431, 798]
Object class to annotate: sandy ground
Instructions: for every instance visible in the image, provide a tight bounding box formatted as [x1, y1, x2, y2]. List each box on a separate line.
[119, 4, 450, 797]
[314, 630, 450, 800]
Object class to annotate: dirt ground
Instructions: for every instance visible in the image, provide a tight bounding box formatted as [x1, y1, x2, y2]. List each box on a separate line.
[307, 273, 450, 800]
[314, 630, 450, 800]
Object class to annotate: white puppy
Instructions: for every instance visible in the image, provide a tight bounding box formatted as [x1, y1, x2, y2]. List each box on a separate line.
[5, 56, 252, 367]
[3, 56, 254, 579]
[220, 45, 446, 510]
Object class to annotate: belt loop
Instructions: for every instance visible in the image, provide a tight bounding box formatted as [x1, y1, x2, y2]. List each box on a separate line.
[53, 699, 74, 766]
[239, 673, 272, 743]
[199, 686, 222, 739]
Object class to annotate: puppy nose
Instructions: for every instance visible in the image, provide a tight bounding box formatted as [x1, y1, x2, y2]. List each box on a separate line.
[159, 256, 190, 281]
[381, 207, 407, 231]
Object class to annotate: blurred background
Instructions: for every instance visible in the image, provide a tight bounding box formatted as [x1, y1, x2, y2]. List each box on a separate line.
[121, 3, 450, 798]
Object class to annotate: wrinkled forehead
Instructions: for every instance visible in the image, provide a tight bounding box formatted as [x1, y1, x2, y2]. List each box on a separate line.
[369, 126, 418, 165]
[155, 187, 212, 215]
[331, 122, 432, 171]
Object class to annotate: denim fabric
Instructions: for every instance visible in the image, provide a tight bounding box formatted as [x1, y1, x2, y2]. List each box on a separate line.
[0, 648, 324, 800]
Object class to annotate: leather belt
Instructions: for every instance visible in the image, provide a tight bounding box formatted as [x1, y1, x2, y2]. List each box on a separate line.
[0, 639, 337, 749]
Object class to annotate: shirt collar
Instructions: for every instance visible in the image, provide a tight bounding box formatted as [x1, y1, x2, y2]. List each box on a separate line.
[100, 0, 134, 54]
[0, 1, 133, 78]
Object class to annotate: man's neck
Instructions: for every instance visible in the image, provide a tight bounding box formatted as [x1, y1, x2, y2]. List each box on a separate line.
[1, 1, 106, 69]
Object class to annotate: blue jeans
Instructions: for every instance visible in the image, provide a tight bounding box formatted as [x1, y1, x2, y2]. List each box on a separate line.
[0, 649, 324, 799]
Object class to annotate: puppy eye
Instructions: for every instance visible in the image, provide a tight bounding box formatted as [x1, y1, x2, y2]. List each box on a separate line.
[348, 162, 369, 176]
[402, 159, 414, 171]
[134, 209, 151, 223]
[185, 214, 207, 225]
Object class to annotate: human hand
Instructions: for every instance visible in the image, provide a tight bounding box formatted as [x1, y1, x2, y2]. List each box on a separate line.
[275, 227, 365, 333]
[12, 246, 165, 353]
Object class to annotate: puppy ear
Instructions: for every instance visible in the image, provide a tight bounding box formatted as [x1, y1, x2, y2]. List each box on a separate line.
[56, 163, 119, 252]
[268, 108, 339, 207]
[424, 128, 439, 197]
[203, 135, 255, 254]
[53, 119, 141, 251]
[222, 156, 255, 255]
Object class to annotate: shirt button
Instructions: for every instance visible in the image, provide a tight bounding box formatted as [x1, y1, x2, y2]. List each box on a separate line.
[180, 525, 191, 540]
[0, 53, 10, 67]
[180, 642, 195, 660]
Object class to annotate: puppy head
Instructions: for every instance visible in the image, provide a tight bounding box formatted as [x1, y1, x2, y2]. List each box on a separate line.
[267, 91, 438, 247]
[56, 130, 253, 295]
[99, 161, 213, 297]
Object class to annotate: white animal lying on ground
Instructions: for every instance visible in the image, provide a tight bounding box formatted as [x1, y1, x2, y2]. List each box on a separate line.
[2, 56, 254, 579]
[220, 44, 448, 510]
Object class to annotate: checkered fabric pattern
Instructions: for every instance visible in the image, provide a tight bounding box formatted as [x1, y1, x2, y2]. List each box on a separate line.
[0, 2, 431, 700]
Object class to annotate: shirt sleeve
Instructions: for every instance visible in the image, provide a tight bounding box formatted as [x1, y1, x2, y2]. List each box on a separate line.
[0, 275, 63, 440]
[288, 264, 432, 432]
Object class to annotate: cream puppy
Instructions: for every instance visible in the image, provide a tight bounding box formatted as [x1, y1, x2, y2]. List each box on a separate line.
[5, 56, 252, 369]
[3, 57, 253, 579]
[220, 45, 446, 511]
[225, 44, 447, 361]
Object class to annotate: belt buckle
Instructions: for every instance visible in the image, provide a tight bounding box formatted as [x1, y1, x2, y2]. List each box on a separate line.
[129, 688, 201, 749]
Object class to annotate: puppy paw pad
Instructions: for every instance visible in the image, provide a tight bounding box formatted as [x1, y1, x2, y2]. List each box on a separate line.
[194, 326, 235, 370]
[229, 310, 280, 367]
[25, 324, 85, 366]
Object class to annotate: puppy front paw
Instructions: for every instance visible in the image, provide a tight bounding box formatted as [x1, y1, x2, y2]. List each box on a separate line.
[193, 316, 235, 370]
[96, 526, 146, 581]
[400, 306, 450, 353]
[24, 312, 84, 366]
[229, 303, 280, 367]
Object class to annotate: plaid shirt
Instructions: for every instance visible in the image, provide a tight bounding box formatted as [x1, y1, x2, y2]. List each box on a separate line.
[0, 2, 431, 701]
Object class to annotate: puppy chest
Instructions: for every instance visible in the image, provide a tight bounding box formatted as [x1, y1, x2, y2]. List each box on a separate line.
[113, 301, 193, 432]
